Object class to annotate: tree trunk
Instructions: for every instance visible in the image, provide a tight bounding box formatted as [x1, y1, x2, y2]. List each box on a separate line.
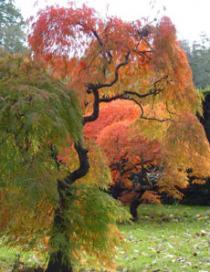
[46, 251, 72, 272]
[130, 196, 141, 221]
[46, 142, 89, 272]
[46, 182, 73, 272]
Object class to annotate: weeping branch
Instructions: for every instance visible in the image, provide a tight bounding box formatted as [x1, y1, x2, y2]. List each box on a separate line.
[62, 54, 169, 189]
[165, 101, 177, 116]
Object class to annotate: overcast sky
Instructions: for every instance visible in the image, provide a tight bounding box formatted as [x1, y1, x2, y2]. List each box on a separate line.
[15, 0, 210, 43]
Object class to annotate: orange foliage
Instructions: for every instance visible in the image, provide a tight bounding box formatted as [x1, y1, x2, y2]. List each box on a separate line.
[84, 100, 140, 140]
[85, 100, 162, 205]
[141, 191, 161, 204]
[29, 3, 210, 202]
[85, 99, 210, 202]
[97, 121, 161, 169]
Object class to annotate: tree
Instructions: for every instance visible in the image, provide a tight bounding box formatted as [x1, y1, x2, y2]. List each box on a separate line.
[181, 37, 210, 89]
[0, 52, 128, 271]
[1, 3, 210, 272]
[0, 0, 26, 52]
[84, 99, 210, 219]
[85, 100, 162, 220]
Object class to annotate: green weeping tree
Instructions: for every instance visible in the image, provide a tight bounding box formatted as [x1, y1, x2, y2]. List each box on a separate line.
[0, 52, 128, 271]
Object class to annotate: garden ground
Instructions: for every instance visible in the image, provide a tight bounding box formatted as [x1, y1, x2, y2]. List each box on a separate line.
[0, 205, 210, 272]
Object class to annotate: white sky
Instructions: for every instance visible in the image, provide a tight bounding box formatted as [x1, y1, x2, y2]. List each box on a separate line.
[15, 0, 210, 43]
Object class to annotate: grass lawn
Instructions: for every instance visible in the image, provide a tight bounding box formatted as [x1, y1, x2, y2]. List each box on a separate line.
[116, 205, 210, 272]
[0, 205, 210, 272]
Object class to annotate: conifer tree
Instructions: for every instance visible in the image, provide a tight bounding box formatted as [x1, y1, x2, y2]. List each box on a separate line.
[0, 0, 26, 52]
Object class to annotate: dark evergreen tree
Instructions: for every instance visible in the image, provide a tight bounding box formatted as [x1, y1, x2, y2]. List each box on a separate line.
[0, 0, 26, 52]
[181, 36, 210, 89]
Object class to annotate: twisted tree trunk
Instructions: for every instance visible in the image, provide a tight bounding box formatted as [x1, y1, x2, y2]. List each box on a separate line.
[46, 143, 89, 272]
[46, 54, 131, 271]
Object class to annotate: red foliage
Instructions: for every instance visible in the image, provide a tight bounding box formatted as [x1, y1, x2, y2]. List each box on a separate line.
[85, 100, 162, 205]
[84, 100, 140, 140]
[29, 3, 210, 204]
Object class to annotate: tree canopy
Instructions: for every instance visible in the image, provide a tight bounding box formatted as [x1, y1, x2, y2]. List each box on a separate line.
[0, 52, 129, 270]
[0, 0, 26, 52]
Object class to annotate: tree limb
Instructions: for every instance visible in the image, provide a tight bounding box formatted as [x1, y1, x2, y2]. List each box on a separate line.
[91, 29, 113, 63]
[62, 142, 89, 187]
[86, 52, 130, 91]
[83, 89, 99, 124]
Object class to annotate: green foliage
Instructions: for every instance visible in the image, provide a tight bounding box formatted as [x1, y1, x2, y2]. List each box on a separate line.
[65, 184, 130, 268]
[1, 184, 130, 268]
[0, 53, 83, 226]
[0, 54, 130, 268]
[46, 183, 130, 269]
[0, 0, 26, 52]
[199, 85, 210, 96]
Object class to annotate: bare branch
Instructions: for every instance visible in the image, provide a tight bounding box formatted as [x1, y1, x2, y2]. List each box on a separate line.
[124, 88, 160, 98]
[138, 102, 172, 122]
[62, 142, 89, 187]
[83, 89, 99, 125]
[91, 29, 112, 63]
[99, 84, 163, 103]
[165, 101, 177, 116]
[99, 89, 172, 123]
[87, 52, 130, 91]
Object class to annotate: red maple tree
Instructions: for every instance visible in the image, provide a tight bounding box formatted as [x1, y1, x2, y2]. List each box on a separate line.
[28, 3, 210, 271]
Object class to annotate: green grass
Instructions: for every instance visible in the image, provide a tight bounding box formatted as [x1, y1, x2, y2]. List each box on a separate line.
[0, 205, 210, 271]
[0, 243, 46, 272]
[116, 205, 210, 272]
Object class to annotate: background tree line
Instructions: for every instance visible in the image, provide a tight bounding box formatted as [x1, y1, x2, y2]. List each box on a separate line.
[0, 0, 26, 53]
[181, 36, 210, 90]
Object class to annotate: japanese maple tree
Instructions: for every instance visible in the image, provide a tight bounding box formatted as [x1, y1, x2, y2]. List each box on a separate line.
[85, 100, 162, 210]
[0, 2, 209, 272]
[85, 99, 210, 220]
